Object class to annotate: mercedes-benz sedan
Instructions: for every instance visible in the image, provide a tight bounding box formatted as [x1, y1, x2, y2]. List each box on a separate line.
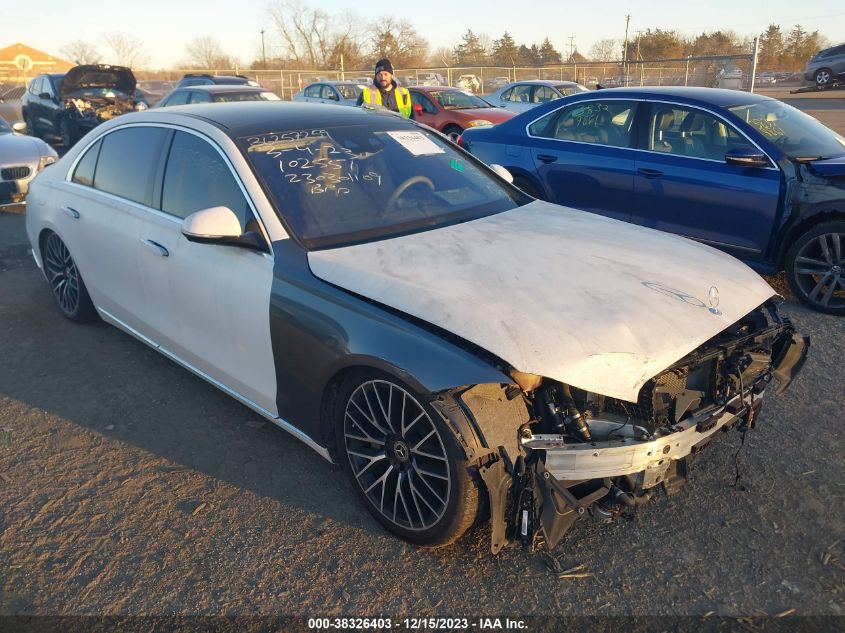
[25, 103, 807, 551]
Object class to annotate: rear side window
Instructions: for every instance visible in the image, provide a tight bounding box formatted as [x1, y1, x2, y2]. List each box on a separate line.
[304, 84, 321, 98]
[94, 127, 171, 206]
[529, 99, 638, 148]
[504, 85, 532, 103]
[164, 91, 190, 106]
[161, 131, 252, 230]
[71, 139, 102, 187]
[189, 91, 212, 104]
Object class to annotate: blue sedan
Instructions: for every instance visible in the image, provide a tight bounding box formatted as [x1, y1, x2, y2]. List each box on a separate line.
[460, 87, 845, 315]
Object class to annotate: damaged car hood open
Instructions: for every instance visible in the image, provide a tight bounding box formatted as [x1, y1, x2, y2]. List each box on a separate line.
[308, 201, 776, 402]
[60, 65, 136, 99]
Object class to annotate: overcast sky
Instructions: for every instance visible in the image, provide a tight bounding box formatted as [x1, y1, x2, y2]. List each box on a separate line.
[7, 0, 844, 68]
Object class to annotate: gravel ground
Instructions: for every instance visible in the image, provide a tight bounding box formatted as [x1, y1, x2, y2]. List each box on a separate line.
[1, 94, 844, 624]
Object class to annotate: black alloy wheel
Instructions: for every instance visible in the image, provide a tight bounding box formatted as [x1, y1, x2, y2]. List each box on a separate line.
[785, 222, 845, 315]
[43, 232, 96, 322]
[59, 119, 75, 148]
[336, 372, 481, 547]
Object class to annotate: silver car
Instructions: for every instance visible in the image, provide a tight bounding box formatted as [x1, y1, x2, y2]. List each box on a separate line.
[292, 81, 367, 106]
[804, 42, 845, 89]
[486, 80, 589, 113]
[0, 116, 57, 209]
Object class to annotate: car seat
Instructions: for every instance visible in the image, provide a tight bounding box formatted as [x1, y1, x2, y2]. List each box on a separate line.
[678, 112, 708, 158]
[652, 108, 675, 152]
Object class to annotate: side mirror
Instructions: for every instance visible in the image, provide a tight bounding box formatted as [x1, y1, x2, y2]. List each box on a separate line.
[489, 164, 514, 184]
[725, 146, 770, 168]
[12, 121, 27, 133]
[181, 206, 267, 253]
[412, 103, 423, 115]
[39, 92, 52, 100]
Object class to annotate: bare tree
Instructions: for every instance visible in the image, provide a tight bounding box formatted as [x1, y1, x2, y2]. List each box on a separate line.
[60, 41, 101, 65]
[370, 17, 429, 69]
[103, 32, 149, 68]
[185, 36, 237, 69]
[589, 38, 619, 61]
[428, 46, 454, 68]
[268, 0, 364, 70]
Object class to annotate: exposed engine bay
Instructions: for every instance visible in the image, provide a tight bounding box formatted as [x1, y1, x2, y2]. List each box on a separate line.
[65, 94, 138, 125]
[451, 301, 808, 553]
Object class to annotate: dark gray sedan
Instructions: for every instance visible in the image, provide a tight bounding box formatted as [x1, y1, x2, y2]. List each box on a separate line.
[24, 103, 806, 551]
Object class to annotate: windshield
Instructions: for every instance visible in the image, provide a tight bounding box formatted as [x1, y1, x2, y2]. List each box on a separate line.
[336, 84, 364, 100]
[239, 119, 526, 249]
[430, 90, 489, 109]
[728, 101, 845, 160]
[213, 91, 280, 102]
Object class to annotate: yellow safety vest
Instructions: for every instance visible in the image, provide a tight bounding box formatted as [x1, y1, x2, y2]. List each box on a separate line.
[362, 85, 412, 118]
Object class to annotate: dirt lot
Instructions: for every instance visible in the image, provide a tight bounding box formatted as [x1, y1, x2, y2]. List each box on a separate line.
[1, 94, 844, 625]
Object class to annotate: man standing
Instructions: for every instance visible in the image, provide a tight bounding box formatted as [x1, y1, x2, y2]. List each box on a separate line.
[357, 58, 413, 118]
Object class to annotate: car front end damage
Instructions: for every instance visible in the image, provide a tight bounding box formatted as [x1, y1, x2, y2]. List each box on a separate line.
[439, 301, 808, 553]
[59, 65, 145, 135]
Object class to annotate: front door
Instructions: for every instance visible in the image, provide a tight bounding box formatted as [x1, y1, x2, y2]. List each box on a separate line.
[137, 129, 278, 414]
[633, 103, 782, 260]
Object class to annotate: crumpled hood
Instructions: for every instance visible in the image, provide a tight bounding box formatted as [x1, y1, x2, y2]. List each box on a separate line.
[809, 155, 845, 177]
[60, 65, 136, 99]
[308, 201, 776, 402]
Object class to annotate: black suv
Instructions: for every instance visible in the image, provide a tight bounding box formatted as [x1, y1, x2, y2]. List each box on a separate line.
[21, 65, 145, 148]
[176, 73, 259, 88]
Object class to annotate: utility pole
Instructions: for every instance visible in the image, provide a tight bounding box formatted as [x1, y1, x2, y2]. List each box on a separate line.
[622, 14, 631, 86]
[260, 29, 267, 70]
[568, 35, 576, 61]
[635, 29, 643, 86]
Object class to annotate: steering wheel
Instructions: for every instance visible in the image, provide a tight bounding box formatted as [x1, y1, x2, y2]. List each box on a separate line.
[385, 176, 435, 209]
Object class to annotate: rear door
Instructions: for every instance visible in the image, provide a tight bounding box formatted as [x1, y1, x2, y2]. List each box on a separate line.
[526, 98, 639, 221]
[632, 102, 782, 259]
[302, 84, 321, 103]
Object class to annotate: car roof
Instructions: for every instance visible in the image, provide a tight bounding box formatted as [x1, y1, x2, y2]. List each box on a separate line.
[135, 101, 405, 136]
[410, 86, 464, 92]
[580, 86, 772, 107]
[174, 85, 267, 94]
[317, 80, 367, 85]
[508, 80, 581, 86]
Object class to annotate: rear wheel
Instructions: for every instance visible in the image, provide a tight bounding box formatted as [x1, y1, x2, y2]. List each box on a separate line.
[814, 68, 832, 89]
[43, 232, 97, 322]
[785, 221, 845, 315]
[335, 371, 481, 547]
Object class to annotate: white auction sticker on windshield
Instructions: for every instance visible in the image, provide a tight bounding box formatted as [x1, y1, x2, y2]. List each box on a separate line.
[385, 131, 445, 156]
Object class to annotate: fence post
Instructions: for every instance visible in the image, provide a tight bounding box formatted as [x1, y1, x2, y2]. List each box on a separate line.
[749, 36, 759, 93]
[684, 57, 690, 86]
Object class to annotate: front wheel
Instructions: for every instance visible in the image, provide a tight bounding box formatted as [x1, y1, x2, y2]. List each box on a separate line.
[59, 118, 76, 148]
[442, 125, 463, 143]
[785, 221, 845, 315]
[43, 232, 97, 322]
[512, 175, 543, 199]
[335, 371, 482, 547]
[814, 68, 832, 89]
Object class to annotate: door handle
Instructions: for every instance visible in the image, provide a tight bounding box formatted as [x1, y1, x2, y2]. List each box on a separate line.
[537, 154, 558, 164]
[61, 206, 80, 219]
[141, 239, 169, 257]
[637, 168, 664, 178]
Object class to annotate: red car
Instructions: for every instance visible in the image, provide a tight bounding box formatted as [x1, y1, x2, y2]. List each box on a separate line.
[409, 86, 515, 141]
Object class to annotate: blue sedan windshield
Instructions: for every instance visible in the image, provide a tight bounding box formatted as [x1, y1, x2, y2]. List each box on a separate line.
[728, 101, 845, 160]
[239, 120, 527, 249]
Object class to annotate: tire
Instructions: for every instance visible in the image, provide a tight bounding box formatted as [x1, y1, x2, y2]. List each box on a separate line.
[512, 175, 543, 199]
[42, 232, 97, 323]
[59, 118, 76, 148]
[442, 125, 463, 143]
[814, 68, 832, 89]
[784, 221, 845, 315]
[334, 370, 482, 547]
[24, 115, 36, 138]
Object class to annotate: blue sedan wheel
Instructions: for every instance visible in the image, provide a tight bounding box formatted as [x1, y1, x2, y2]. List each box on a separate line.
[786, 221, 845, 315]
[336, 372, 482, 547]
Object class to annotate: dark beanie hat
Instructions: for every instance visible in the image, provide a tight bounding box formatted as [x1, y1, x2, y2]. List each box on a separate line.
[375, 58, 394, 75]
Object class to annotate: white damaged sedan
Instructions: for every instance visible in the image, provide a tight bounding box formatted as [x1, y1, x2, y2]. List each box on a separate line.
[24, 103, 808, 551]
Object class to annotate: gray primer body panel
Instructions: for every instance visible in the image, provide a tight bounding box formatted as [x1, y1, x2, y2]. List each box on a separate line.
[268, 240, 511, 446]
